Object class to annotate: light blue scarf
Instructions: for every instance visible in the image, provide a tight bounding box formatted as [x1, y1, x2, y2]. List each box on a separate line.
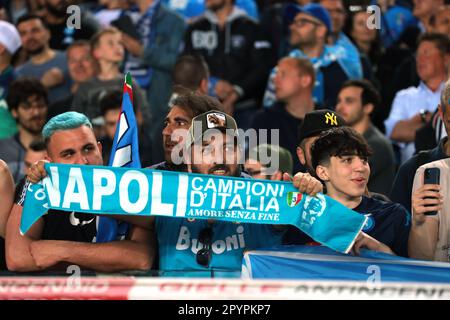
[21, 163, 367, 253]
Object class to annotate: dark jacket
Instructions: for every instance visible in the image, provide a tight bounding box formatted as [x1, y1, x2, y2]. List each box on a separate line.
[183, 7, 271, 105]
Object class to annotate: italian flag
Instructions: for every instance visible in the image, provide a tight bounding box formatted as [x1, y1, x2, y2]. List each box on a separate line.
[123, 72, 133, 102]
[287, 192, 302, 207]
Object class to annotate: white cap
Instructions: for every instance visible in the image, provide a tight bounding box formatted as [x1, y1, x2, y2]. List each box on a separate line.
[0, 21, 21, 55]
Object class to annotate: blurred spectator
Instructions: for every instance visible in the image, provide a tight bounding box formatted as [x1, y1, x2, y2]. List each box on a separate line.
[72, 27, 151, 128]
[0, 78, 47, 182]
[321, 0, 371, 80]
[376, 0, 418, 49]
[171, 54, 209, 100]
[151, 93, 224, 172]
[381, 0, 444, 95]
[0, 160, 14, 271]
[0, 21, 21, 139]
[263, 3, 363, 110]
[390, 79, 450, 213]
[382, 6, 450, 131]
[252, 57, 315, 173]
[152, 54, 211, 163]
[344, 6, 387, 130]
[182, 0, 272, 128]
[23, 139, 46, 176]
[319, 0, 374, 81]
[48, 40, 94, 119]
[259, 0, 316, 66]
[98, 88, 154, 167]
[432, 5, 450, 35]
[245, 144, 293, 180]
[385, 33, 449, 164]
[3, 0, 44, 24]
[296, 109, 345, 174]
[94, 0, 132, 27]
[5, 0, 29, 24]
[413, 0, 444, 33]
[319, 0, 346, 44]
[336, 79, 395, 196]
[344, 7, 382, 78]
[15, 14, 72, 104]
[41, 0, 99, 50]
[409, 157, 449, 261]
[6, 112, 153, 273]
[120, 0, 185, 143]
[162, 0, 259, 21]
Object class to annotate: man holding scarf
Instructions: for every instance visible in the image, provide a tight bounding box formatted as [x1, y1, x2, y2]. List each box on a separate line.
[152, 109, 323, 277]
[6, 112, 153, 273]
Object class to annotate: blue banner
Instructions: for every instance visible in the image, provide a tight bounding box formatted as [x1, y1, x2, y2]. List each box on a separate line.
[243, 245, 450, 283]
[21, 163, 367, 253]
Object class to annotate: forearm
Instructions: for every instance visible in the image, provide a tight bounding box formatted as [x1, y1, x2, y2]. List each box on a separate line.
[390, 118, 421, 142]
[6, 237, 39, 272]
[408, 222, 437, 260]
[46, 240, 153, 273]
[5, 205, 41, 272]
[0, 161, 14, 237]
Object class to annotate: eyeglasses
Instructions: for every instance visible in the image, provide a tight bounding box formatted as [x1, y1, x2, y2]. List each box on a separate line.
[196, 227, 213, 267]
[291, 18, 321, 28]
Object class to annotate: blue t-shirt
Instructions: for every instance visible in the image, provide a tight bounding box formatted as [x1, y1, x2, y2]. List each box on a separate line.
[283, 196, 411, 257]
[156, 217, 283, 277]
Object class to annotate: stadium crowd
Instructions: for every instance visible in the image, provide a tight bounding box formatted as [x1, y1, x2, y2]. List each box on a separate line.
[0, 0, 449, 277]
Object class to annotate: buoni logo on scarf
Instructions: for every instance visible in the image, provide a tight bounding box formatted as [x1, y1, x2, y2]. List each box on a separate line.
[21, 163, 367, 253]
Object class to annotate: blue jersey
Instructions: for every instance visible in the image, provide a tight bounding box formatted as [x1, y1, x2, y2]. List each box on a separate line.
[283, 196, 411, 257]
[156, 217, 283, 277]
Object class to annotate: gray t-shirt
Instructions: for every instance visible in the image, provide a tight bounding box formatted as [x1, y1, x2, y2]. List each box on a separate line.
[0, 134, 25, 182]
[14, 51, 72, 104]
[364, 125, 396, 196]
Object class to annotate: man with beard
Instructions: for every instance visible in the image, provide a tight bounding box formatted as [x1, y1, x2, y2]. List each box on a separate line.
[41, 0, 99, 51]
[335, 80, 395, 196]
[182, 0, 271, 128]
[0, 78, 48, 182]
[152, 110, 322, 277]
[15, 14, 71, 104]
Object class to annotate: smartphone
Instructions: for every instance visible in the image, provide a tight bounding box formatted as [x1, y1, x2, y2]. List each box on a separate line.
[423, 167, 440, 216]
[111, 15, 141, 40]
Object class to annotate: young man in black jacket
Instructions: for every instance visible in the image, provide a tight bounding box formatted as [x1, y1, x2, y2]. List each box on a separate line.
[183, 0, 271, 128]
